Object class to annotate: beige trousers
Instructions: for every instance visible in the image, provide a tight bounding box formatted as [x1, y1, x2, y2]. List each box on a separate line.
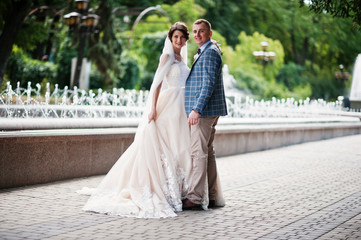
[187, 116, 219, 204]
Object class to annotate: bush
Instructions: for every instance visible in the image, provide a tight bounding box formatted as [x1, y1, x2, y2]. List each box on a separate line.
[117, 53, 140, 89]
[137, 71, 154, 91]
[137, 32, 168, 90]
[89, 66, 104, 89]
[6, 46, 57, 88]
[230, 68, 266, 98]
[276, 62, 306, 90]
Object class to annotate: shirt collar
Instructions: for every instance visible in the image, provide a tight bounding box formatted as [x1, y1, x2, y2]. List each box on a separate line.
[199, 40, 212, 53]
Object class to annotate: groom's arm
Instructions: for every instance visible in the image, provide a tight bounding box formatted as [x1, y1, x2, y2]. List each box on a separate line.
[193, 48, 221, 114]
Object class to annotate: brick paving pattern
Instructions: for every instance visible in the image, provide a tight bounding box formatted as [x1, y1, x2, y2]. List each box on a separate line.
[1, 134, 361, 239]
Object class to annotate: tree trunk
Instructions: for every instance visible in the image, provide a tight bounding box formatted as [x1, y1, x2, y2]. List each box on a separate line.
[0, 0, 32, 86]
[310, 45, 316, 73]
[300, 37, 309, 66]
[290, 30, 299, 64]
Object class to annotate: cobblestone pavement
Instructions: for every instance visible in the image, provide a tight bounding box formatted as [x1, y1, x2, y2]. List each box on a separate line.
[1, 134, 361, 240]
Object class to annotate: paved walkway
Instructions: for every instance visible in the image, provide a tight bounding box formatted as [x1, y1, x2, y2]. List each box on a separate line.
[1, 134, 361, 240]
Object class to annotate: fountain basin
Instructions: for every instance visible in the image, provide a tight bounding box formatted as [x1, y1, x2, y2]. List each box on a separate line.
[0, 118, 140, 130]
[0, 104, 144, 119]
[350, 100, 361, 110]
[1, 114, 360, 131]
[1, 116, 361, 189]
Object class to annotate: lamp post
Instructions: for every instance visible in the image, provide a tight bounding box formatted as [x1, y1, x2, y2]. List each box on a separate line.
[334, 64, 350, 85]
[334, 64, 350, 107]
[253, 41, 276, 76]
[64, 0, 99, 89]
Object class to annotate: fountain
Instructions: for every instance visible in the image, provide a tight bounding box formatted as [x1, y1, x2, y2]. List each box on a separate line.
[223, 64, 249, 96]
[0, 80, 348, 119]
[2, 79, 361, 189]
[0, 82, 147, 119]
[0, 78, 356, 131]
[350, 54, 361, 110]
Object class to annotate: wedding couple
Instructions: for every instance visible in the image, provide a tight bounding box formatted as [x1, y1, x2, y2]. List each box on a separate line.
[81, 19, 228, 218]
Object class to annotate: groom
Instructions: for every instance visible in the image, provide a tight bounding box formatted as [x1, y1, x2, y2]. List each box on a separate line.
[183, 19, 228, 210]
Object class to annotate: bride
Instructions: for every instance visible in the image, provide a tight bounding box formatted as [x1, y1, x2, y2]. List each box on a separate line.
[80, 22, 196, 218]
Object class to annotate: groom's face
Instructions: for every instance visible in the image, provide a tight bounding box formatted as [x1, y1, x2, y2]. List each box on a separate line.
[192, 23, 212, 47]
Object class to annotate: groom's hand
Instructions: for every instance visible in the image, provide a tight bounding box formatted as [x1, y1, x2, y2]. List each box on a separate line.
[188, 110, 200, 125]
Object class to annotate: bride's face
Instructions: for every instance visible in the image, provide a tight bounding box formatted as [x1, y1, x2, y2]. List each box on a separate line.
[171, 30, 187, 52]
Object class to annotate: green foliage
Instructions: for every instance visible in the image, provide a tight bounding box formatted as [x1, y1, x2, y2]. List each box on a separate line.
[1, 0, 66, 53]
[303, 62, 340, 100]
[163, 0, 205, 26]
[196, 0, 249, 47]
[229, 68, 266, 98]
[263, 80, 289, 99]
[87, 0, 122, 89]
[14, 21, 50, 52]
[276, 62, 306, 90]
[55, 35, 77, 88]
[292, 83, 312, 100]
[223, 31, 286, 99]
[2, 0, 360, 101]
[0, 78, 7, 92]
[194, 0, 360, 99]
[89, 65, 103, 89]
[137, 31, 168, 90]
[6, 45, 57, 88]
[221, 31, 313, 99]
[117, 51, 140, 89]
[235, 32, 284, 79]
[132, 15, 170, 38]
[299, 0, 361, 29]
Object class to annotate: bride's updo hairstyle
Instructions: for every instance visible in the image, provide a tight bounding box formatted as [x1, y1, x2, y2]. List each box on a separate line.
[168, 22, 189, 41]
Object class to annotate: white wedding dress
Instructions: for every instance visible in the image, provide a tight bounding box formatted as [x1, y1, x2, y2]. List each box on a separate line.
[80, 59, 193, 218]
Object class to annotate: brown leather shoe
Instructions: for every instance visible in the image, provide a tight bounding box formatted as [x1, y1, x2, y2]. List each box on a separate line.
[182, 199, 202, 210]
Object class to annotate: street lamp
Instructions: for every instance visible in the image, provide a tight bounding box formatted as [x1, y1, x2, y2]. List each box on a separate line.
[334, 64, 350, 105]
[75, 0, 89, 13]
[64, 0, 99, 89]
[253, 41, 276, 75]
[64, 12, 81, 30]
[334, 64, 350, 84]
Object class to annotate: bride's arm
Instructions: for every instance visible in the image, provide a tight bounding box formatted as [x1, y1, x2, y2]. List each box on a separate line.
[148, 54, 169, 123]
[148, 82, 162, 123]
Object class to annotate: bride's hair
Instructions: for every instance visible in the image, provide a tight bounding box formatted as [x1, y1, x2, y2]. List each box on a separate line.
[168, 22, 189, 41]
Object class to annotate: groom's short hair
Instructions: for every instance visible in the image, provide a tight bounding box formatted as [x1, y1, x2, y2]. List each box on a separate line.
[194, 19, 211, 31]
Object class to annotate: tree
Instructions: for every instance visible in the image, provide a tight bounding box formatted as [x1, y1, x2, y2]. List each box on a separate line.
[87, 0, 122, 89]
[0, 0, 32, 85]
[196, 0, 250, 47]
[299, 0, 361, 29]
[163, 0, 205, 26]
[0, 0, 65, 86]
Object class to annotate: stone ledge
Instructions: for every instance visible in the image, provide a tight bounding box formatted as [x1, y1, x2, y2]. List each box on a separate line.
[214, 122, 361, 156]
[1, 121, 361, 189]
[1, 115, 360, 130]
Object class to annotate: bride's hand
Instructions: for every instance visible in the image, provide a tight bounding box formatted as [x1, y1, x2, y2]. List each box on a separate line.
[148, 110, 156, 123]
